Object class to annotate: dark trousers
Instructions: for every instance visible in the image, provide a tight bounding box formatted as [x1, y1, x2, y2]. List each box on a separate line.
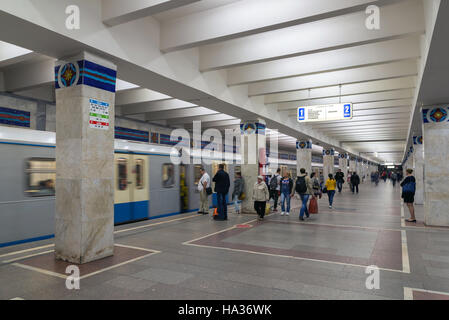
[337, 181, 343, 193]
[352, 184, 359, 193]
[270, 190, 279, 209]
[216, 193, 228, 220]
[254, 201, 266, 218]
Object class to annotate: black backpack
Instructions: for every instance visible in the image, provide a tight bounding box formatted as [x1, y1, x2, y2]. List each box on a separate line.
[296, 176, 307, 194]
[269, 175, 278, 190]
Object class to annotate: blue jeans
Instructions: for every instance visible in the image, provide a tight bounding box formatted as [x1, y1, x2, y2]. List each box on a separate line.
[328, 190, 336, 206]
[234, 200, 240, 212]
[217, 193, 227, 219]
[337, 181, 343, 192]
[280, 192, 291, 213]
[300, 194, 310, 218]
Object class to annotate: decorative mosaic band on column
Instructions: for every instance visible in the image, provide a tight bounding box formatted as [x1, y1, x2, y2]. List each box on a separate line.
[338, 153, 349, 159]
[413, 136, 423, 145]
[55, 60, 117, 92]
[422, 106, 449, 124]
[0, 106, 30, 127]
[322, 149, 335, 156]
[296, 140, 312, 149]
[240, 122, 266, 135]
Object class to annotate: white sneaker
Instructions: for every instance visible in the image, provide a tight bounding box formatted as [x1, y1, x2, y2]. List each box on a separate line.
[281, 212, 285, 216]
[286, 212, 290, 216]
[329, 205, 332, 209]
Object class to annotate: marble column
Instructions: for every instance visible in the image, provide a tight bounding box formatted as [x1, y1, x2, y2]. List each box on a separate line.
[413, 136, 424, 205]
[55, 52, 116, 263]
[240, 120, 266, 214]
[422, 106, 449, 226]
[338, 153, 349, 184]
[323, 149, 335, 180]
[349, 157, 357, 175]
[296, 140, 312, 176]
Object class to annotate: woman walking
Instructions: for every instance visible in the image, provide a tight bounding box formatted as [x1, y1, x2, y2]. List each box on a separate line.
[325, 174, 337, 209]
[232, 172, 245, 214]
[401, 169, 416, 222]
[253, 175, 270, 221]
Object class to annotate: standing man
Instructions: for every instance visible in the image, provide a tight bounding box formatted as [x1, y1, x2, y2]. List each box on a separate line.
[296, 168, 314, 221]
[232, 171, 245, 214]
[350, 172, 360, 194]
[279, 172, 294, 216]
[213, 164, 230, 221]
[335, 169, 345, 193]
[269, 168, 281, 212]
[197, 167, 211, 215]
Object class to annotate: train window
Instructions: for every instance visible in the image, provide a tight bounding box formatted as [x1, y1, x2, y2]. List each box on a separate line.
[135, 159, 144, 189]
[25, 158, 56, 197]
[118, 158, 128, 191]
[194, 165, 202, 185]
[162, 163, 175, 188]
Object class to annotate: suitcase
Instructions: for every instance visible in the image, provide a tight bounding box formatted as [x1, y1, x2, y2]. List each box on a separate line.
[309, 197, 318, 214]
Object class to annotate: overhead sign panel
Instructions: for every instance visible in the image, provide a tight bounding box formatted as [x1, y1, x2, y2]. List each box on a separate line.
[297, 103, 353, 123]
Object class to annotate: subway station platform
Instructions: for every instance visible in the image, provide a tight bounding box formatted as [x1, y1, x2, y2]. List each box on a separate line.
[1, 182, 449, 300]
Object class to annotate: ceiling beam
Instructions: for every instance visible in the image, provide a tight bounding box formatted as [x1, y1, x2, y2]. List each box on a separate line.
[228, 36, 420, 86]
[161, 0, 397, 53]
[118, 99, 197, 115]
[265, 76, 416, 104]
[199, 0, 424, 71]
[102, 0, 200, 27]
[167, 113, 236, 125]
[250, 59, 418, 96]
[116, 88, 172, 106]
[145, 107, 218, 121]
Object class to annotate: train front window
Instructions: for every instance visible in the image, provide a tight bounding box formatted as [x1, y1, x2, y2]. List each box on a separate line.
[118, 158, 128, 191]
[135, 159, 144, 189]
[25, 158, 56, 197]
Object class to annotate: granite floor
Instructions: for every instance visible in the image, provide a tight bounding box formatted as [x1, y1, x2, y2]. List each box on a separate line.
[1, 181, 449, 300]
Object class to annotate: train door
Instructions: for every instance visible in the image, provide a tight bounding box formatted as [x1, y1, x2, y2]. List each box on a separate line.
[114, 154, 149, 224]
[180, 164, 189, 213]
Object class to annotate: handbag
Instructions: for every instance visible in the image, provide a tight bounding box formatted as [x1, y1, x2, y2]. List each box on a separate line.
[213, 208, 218, 216]
[403, 182, 416, 193]
[238, 192, 246, 201]
[322, 187, 328, 194]
[309, 197, 318, 214]
[265, 203, 271, 214]
[206, 187, 213, 195]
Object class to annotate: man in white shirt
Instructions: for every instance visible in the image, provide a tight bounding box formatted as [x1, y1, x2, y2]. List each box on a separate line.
[198, 167, 211, 215]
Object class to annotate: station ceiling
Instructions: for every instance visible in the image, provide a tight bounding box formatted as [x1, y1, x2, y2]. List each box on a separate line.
[0, 0, 446, 164]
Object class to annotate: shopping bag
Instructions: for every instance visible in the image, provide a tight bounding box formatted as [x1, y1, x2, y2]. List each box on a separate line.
[265, 203, 271, 214]
[309, 197, 318, 214]
[238, 192, 246, 201]
[213, 208, 218, 216]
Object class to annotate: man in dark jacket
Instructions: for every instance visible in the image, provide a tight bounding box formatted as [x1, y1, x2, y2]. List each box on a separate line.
[335, 169, 345, 193]
[350, 172, 360, 194]
[213, 164, 230, 221]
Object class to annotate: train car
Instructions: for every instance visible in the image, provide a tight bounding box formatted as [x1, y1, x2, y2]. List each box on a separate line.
[0, 127, 241, 247]
[0, 126, 337, 247]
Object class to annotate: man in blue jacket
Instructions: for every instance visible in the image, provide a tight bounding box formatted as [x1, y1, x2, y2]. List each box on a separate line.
[213, 164, 231, 221]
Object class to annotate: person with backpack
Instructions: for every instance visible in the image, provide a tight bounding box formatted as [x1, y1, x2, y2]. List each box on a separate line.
[350, 172, 360, 194]
[335, 169, 345, 193]
[269, 168, 281, 212]
[296, 168, 314, 221]
[325, 174, 337, 209]
[401, 169, 416, 223]
[279, 172, 294, 216]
